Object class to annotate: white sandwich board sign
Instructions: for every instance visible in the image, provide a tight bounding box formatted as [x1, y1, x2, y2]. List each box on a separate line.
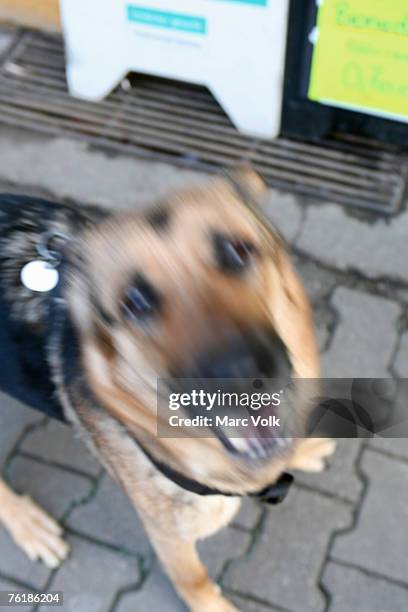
[60, 0, 289, 138]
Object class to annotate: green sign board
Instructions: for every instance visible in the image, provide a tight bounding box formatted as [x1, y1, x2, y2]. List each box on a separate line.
[308, 0, 408, 123]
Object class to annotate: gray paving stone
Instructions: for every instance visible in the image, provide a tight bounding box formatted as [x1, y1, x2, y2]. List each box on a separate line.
[67, 473, 151, 555]
[296, 439, 363, 503]
[367, 437, 408, 460]
[297, 202, 408, 283]
[20, 420, 100, 477]
[7, 456, 93, 522]
[323, 561, 408, 612]
[38, 535, 140, 612]
[0, 393, 43, 468]
[0, 128, 205, 210]
[394, 331, 408, 377]
[114, 562, 186, 612]
[332, 448, 408, 584]
[0, 579, 35, 612]
[199, 525, 251, 581]
[263, 191, 303, 243]
[316, 324, 332, 353]
[292, 257, 338, 352]
[294, 257, 337, 305]
[223, 488, 350, 612]
[322, 288, 400, 377]
[0, 529, 51, 590]
[313, 300, 337, 353]
[232, 498, 263, 531]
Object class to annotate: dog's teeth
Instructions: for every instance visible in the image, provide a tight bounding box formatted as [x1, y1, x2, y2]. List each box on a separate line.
[230, 437, 250, 452]
[222, 430, 289, 460]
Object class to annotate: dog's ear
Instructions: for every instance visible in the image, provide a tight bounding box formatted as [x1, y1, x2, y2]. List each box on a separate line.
[225, 166, 268, 204]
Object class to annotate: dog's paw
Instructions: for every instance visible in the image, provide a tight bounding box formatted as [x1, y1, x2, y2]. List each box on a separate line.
[287, 438, 337, 473]
[4, 494, 70, 568]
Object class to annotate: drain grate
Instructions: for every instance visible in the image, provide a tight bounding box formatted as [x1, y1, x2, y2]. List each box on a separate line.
[0, 30, 407, 215]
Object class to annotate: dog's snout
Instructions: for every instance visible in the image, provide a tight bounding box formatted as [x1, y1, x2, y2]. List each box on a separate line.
[197, 342, 258, 379]
[179, 332, 292, 381]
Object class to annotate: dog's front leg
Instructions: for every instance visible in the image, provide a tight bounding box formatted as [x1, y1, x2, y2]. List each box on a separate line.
[112, 472, 240, 612]
[145, 525, 239, 612]
[0, 478, 69, 567]
[82, 414, 239, 612]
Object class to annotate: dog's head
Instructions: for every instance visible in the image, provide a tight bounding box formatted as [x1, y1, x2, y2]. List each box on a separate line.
[68, 171, 319, 490]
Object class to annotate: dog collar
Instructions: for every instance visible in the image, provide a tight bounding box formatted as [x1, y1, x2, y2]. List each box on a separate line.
[138, 442, 294, 505]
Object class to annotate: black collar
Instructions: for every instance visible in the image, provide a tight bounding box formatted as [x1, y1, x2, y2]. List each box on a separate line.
[138, 442, 293, 505]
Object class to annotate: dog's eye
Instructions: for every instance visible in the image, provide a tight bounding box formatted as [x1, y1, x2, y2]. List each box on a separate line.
[213, 233, 257, 274]
[120, 277, 161, 323]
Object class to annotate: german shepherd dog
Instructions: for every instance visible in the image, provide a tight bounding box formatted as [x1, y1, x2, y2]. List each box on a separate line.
[0, 170, 334, 611]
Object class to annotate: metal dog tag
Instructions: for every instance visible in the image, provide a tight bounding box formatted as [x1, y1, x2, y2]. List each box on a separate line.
[21, 260, 59, 293]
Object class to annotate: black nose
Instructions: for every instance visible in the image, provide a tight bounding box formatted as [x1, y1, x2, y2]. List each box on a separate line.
[184, 333, 292, 381]
[198, 341, 257, 378]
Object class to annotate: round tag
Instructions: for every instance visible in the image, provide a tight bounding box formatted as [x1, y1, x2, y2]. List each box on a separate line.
[20, 260, 59, 293]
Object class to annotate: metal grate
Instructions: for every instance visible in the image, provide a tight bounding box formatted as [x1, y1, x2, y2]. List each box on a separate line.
[0, 30, 407, 215]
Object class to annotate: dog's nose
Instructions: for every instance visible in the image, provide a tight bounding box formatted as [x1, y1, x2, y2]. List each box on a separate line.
[186, 333, 292, 381]
[198, 342, 257, 379]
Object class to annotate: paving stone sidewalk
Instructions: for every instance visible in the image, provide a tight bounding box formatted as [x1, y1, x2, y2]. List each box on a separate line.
[0, 125, 407, 612]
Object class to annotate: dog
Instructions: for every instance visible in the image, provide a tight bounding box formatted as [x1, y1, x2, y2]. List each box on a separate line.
[0, 170, 334, 611]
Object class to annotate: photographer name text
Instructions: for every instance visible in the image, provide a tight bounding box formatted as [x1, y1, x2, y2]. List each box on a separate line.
[168, 414, 281, 428]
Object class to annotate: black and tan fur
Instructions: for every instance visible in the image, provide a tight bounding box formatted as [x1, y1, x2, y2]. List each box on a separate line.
[0, 172, 334, 612]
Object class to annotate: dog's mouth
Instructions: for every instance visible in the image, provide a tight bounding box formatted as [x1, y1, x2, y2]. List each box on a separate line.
[212, 402, 292, 462]
[168, 329, 296, 462]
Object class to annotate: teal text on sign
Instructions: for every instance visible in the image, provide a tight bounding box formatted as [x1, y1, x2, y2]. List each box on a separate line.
[127, 5, 207, 34]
